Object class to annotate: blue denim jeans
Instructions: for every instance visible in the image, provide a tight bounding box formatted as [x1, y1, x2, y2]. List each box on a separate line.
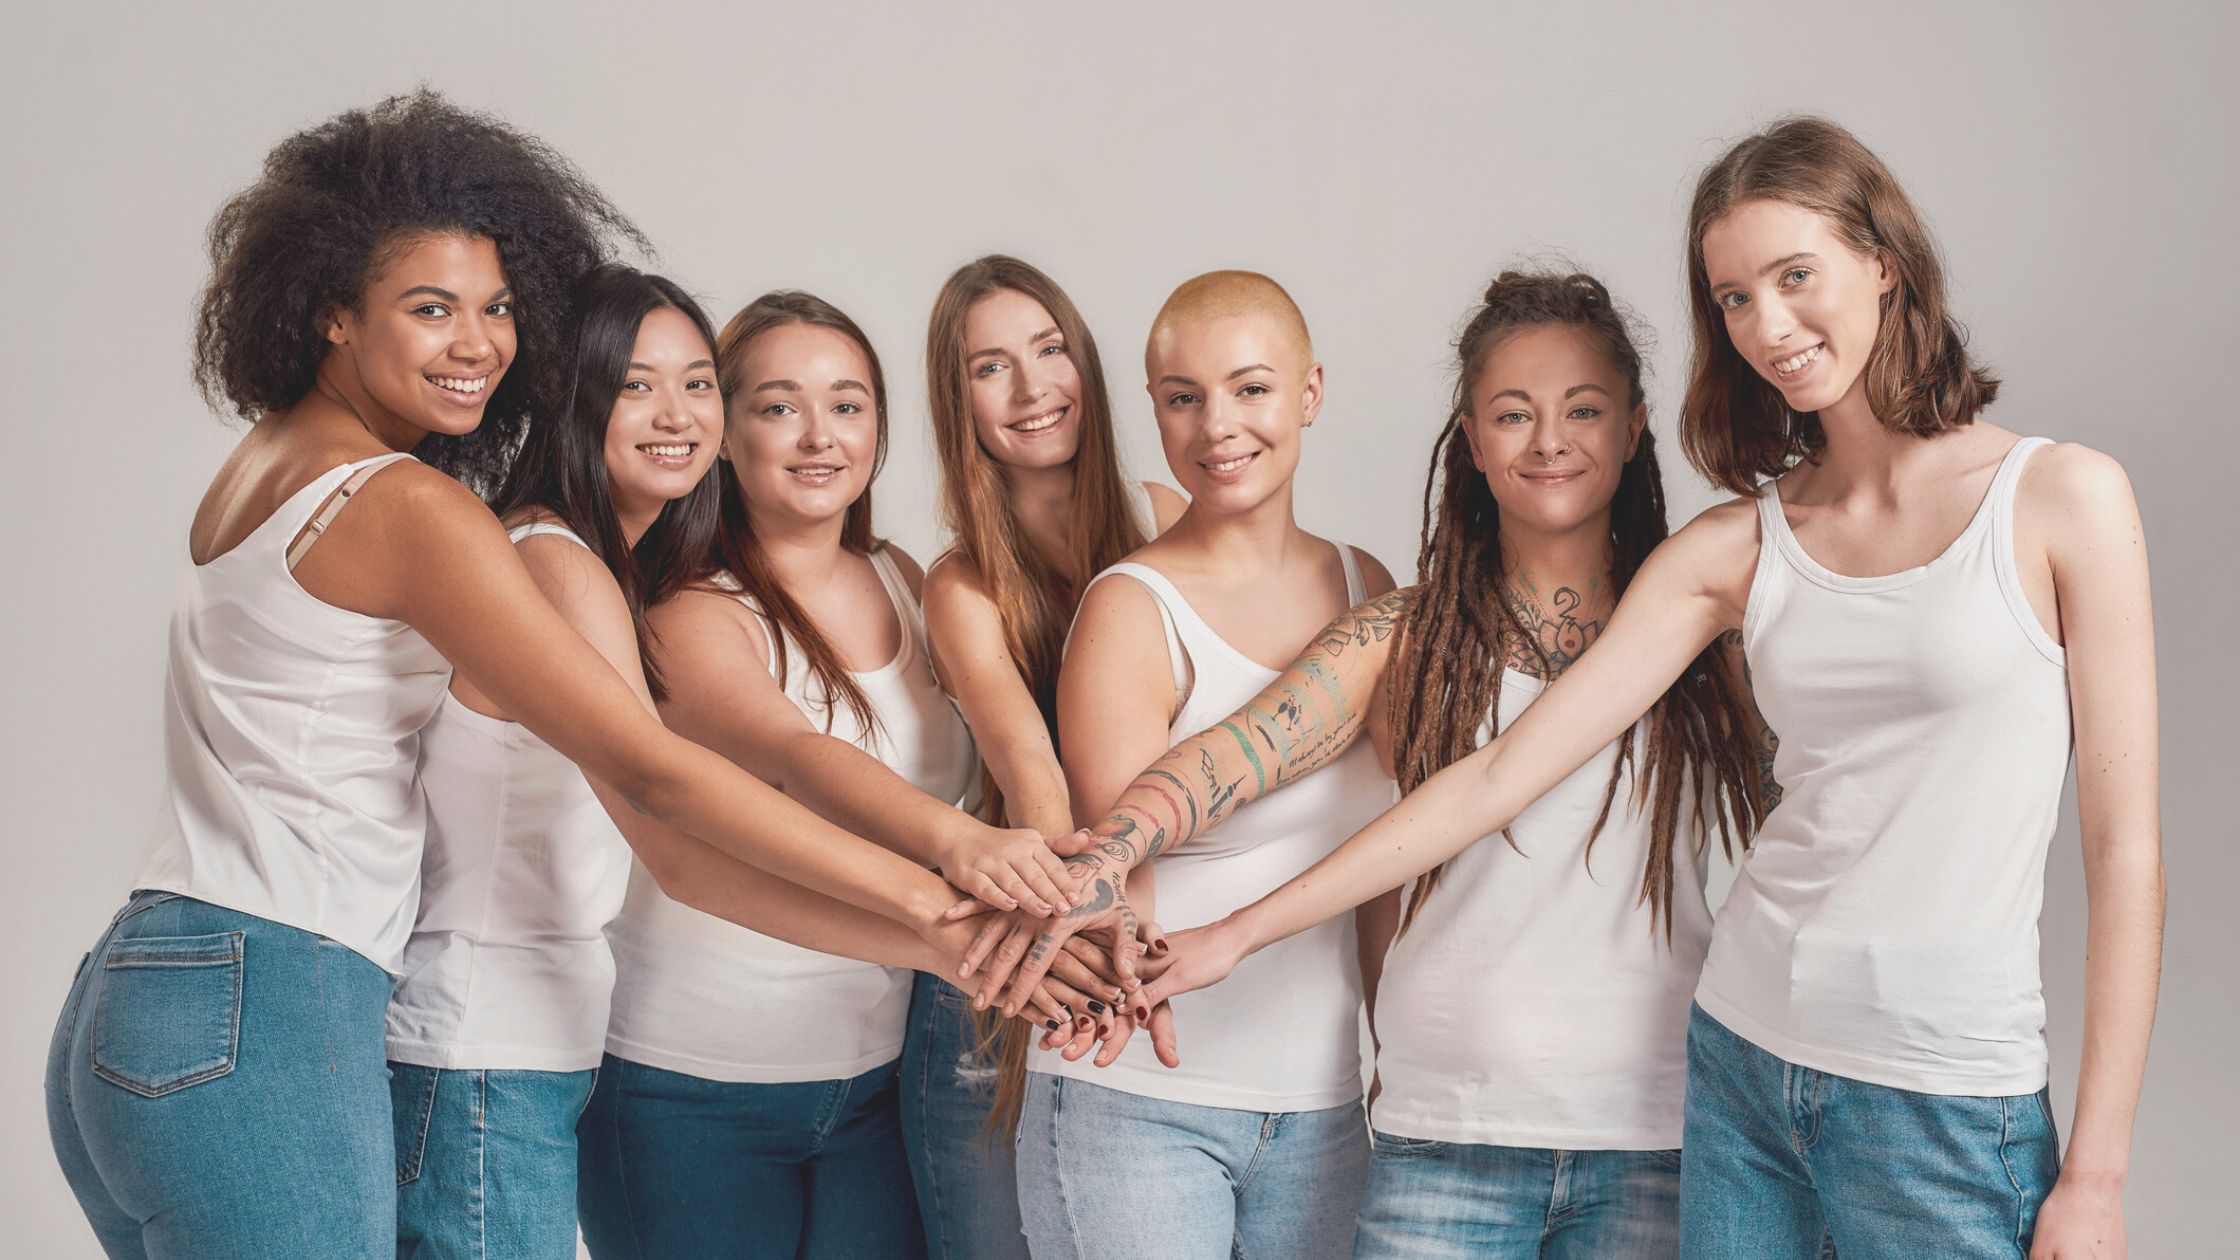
[391, 1063, 598, 1259]
[45, 890, 397, 1259]
[1352, 1132, 1680, 1258]
[1680, 1004, 2059, 1259]
[576, 1052, 926, 1259]
[900, 972, 1028, 1259]
[1015, 1072, 1369, 1260]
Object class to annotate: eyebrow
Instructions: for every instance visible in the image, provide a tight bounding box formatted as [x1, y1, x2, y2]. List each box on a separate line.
[629, 359, 716, 372]
[397, 284, 513, 304]
[1712, 252, 1820, 292]
[1487, 383, 1615, 404]
[966, 327, 1062, 362]
[750, 378, 869, 394]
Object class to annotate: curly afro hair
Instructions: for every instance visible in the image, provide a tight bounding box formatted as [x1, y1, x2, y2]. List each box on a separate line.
[191, 89, 649, 494]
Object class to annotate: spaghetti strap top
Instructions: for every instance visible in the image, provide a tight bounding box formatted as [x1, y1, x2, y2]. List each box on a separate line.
[1698, 436, 2072, 1095]
[385, 522, 636, 1070]
[134, 452, 453, 973]
[603, 547, 980, 1083]
[1036, 542, 1395, 1111]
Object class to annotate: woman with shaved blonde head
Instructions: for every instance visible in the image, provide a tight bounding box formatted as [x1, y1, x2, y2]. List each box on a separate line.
[972, 270, 1399, 1259]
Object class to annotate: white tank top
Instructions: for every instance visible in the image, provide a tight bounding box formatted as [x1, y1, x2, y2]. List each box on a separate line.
[1371, 673, 1710, 1149]
[383, 524, 635, 1071]
[1696, 436, 2071, 1096]
[603, 548, 979, 1083]
[1033, 547, 1393, 1111]
[135, 453, 453, 973]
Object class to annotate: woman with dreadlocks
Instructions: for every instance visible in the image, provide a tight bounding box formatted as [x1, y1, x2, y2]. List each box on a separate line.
[976, 268, 1769, 1257]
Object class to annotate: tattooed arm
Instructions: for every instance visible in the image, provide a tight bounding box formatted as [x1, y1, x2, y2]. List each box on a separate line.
[1719, 630, 1783, 812]
[963, 587, 1416, 1012]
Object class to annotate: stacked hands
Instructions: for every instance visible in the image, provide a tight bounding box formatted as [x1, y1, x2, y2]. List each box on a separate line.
[923, 826, 1244, 1072]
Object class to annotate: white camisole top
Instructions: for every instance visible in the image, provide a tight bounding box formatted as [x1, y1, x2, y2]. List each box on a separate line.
[602, 548, 979, 1083]
[1696, 436, 2072, 1096]
[384, 523, 636, 1071]
[135, 453, 452, 973]
[1032, 545, 1395, 1111]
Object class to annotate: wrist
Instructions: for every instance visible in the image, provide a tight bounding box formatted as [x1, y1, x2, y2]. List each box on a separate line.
[896, 873, 954, 938]
[1224, 903, 1274, 956]
[930, 812, 984, 870]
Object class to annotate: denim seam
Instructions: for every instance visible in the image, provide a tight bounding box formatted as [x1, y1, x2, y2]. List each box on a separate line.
[908, 1000, 953, 1259]
[1045, 1078, 1090, 1256]
[1794, 1069, 1825, 1155]
[397, 1066, 441, 1186]
[474, 1070, 489, 1260]
[88, 931, 244, 1099]
[1996, 1095, 2028, 1257]
[1235, 1111, 1282, 1196]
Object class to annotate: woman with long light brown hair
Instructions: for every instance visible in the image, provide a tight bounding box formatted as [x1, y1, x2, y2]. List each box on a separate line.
[907, 255, 1183, 1258]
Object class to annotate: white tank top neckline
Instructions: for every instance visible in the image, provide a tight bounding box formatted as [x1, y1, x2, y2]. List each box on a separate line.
[602, 546, 979, 1084]
[384, 521, 636, 1071]
[1033, 542, 1394, 1112]
[1700, 435, 2071, 1096]
[136, 451, 452, 974]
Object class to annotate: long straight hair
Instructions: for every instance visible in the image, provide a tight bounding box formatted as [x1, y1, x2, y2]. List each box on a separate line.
[925, 255, 1147, 786]
[1387, 270, 1763, 941]
[645, 290, 890, 736]
[925, 256, 1146, 1139]
[1680, 116, 2001, 495]
[489, 264, 723, 699]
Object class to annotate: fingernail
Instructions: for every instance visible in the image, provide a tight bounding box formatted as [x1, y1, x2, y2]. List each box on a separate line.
[1098, 1023, 1112, 1037]
[1086, 1001, 1107, 1015]
[1134, 1005, 1151, 1022]
[1153, 939, 1170, 954]
[1044, 1019, 1059, 1030]
[1074, 1015, 1092, 1031]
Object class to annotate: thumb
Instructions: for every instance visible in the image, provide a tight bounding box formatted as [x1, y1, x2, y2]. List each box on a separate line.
[1045, 827, 1100, 857]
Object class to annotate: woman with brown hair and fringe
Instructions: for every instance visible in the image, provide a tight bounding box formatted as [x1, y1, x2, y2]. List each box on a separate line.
[574, 290, 1089, 1259]
[904, 255, 1183, 1259]
[1044, 117, 2163, 1259]
[977, 268, 1768, 1257]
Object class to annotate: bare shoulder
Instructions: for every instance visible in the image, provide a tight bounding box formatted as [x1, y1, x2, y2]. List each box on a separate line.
[2020, 441, 2137, 514]
[514, 530, 628, 626]
[1346, 545, 1399, 598]
[1143, 481, 1189, 533]
[882, 542, 927, 602]
[649, 584, 766, 664]
[1071, 561, 1171, 644]
[1637, 497, 1763, 614]
[922, 550, 1000, 632]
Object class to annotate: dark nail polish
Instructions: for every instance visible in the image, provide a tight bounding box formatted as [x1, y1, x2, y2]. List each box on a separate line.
[1087, 1000, 1107, 1014]
[1044, 1019, 1060, 1029]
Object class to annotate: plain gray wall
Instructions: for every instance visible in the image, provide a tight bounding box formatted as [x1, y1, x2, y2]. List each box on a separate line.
[3, 2, 2232, 1253]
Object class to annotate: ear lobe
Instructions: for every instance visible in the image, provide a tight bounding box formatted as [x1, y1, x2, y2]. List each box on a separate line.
[321, 306, 349, 346]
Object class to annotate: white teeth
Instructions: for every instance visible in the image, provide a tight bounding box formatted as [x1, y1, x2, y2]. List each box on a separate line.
[640, 444, 695, 457]
[429, 375, 487, 394]
[789, 465, 841, 478]
[1204, 454, 1253, 473]
[1774, 345, 1822, 376]
[1012, 408, 1064, 432]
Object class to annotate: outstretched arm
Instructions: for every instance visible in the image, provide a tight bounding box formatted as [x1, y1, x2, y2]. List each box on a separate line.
[1135, 510, 1754, 1013]
[964, 588, 1415, 1009]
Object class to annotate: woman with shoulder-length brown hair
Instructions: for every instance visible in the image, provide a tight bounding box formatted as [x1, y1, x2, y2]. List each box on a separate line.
[1100, 118, 2162, 1259]
[903, 255, 1184, 1259]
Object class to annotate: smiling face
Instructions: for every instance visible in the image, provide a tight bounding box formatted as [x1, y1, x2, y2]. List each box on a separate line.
[601, 305, 723, 530]
[1462, 323, 1644, 538]
[964, 288, 1084, 471]
[325, 231, 515, 440]
[1146, 314, 1321, 514]
[724, 321, 881, 533]
[1701, 197, 1894, 419]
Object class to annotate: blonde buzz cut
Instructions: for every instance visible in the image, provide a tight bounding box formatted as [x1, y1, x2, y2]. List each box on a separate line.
[1145, 269, 1314, 370]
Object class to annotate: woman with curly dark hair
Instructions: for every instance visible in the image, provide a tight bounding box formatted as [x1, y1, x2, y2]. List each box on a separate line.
[42, 93, 1054, 1258]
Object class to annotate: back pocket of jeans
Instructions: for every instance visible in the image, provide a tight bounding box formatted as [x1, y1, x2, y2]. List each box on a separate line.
[91, 931, 244, 1098]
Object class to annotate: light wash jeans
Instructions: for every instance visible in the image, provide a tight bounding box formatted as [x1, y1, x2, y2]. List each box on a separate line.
[1015, 1072, 1369, 1260]
[1351, 1132, 1678, 1258]
[391, 1063, 598, 1260]
[900, 972, 1029, 1259]
[576, 1052, 926, 1260]
[1680, 1003, 2059, 1259]
[46, 890, 397, 1259]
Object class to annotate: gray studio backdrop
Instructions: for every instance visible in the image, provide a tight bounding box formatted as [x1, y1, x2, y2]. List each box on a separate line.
[3, 2, 2232, 1254]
